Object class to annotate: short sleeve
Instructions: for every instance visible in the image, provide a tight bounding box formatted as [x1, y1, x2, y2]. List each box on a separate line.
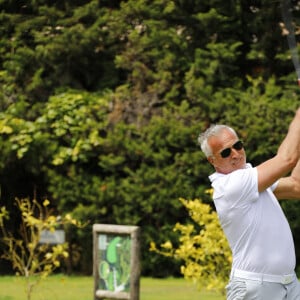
[212, 167, 259, 210]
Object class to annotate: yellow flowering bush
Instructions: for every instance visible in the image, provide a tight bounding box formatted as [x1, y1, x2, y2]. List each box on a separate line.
[151, 197, 232, 294]
[0, 197, 85, 300]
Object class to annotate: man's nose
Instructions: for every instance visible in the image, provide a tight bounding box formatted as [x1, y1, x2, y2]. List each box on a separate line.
[231, 148, 240, 156]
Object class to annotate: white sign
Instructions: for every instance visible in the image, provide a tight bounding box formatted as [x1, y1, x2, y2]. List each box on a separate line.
[39, 229, 65, 244]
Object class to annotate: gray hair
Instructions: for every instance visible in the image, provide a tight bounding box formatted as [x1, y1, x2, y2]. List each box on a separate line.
[198, 124, 237, 158]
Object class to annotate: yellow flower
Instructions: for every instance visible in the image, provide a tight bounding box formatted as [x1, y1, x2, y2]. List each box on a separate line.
[43, 199, 50, 207]
[45, 253, 53, 259]
[149, 241, 157, 251]
[161, 241, 172, 249]
[157, 197, 231, 294]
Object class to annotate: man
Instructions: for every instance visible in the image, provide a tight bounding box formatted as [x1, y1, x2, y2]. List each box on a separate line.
[198, 108, 300, 299]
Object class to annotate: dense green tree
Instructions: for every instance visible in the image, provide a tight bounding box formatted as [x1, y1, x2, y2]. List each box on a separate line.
[0, 0, 122, 114]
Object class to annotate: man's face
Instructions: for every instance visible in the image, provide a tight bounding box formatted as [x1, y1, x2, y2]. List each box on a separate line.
[207, 129, 246, 174]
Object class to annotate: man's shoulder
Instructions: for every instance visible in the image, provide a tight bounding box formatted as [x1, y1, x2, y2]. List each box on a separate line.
[210, 164, 257, 198]
[209, 163, 255, 183]
[211, 165, 259, 209]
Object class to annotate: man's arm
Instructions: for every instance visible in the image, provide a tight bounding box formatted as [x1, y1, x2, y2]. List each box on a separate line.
[274, 159, 300, 200]
[256, 108, 300, 193]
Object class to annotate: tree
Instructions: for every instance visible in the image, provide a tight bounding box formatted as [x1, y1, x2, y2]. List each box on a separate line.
[0, 0, 122, 115]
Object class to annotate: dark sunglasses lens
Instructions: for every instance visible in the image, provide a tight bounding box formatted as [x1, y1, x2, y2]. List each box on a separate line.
[233, 140, 243, 150]
[220, 148, 231, 158]
[220, 141, 243, 158]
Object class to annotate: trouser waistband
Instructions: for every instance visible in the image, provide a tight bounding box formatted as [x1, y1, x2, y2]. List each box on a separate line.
[230, 269, 295, 285]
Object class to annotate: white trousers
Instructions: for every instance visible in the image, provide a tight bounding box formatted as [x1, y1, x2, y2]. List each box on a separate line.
[226, 277, 300, 300]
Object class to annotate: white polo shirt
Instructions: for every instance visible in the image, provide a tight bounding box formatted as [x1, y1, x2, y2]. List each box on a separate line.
[209, 163, 296, 275]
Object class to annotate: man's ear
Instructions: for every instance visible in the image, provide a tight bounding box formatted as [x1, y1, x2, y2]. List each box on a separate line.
[207, 156, 214, 165]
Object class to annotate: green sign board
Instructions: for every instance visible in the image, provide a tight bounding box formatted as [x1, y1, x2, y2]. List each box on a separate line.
[93, 225, 140, 300]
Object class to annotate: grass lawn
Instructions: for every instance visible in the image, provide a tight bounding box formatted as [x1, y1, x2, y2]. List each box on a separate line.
[0, 275, 225, 300]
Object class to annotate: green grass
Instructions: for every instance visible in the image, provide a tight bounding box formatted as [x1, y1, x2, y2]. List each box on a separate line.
[0, 275, 225, 300]
[141, 277, 225, 300]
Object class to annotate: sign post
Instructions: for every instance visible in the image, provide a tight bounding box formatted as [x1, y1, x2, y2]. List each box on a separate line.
[93, 224, 140, 300]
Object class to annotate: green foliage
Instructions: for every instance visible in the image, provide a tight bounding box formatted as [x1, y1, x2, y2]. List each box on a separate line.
[36, 90, 110, 164]
[0, 0, 120, 112]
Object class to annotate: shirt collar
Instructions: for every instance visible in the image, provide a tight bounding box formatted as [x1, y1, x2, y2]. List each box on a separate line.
[209, 163, 252, 183]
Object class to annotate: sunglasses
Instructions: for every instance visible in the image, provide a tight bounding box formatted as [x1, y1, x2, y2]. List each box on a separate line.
[220, 140, 244, 158]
